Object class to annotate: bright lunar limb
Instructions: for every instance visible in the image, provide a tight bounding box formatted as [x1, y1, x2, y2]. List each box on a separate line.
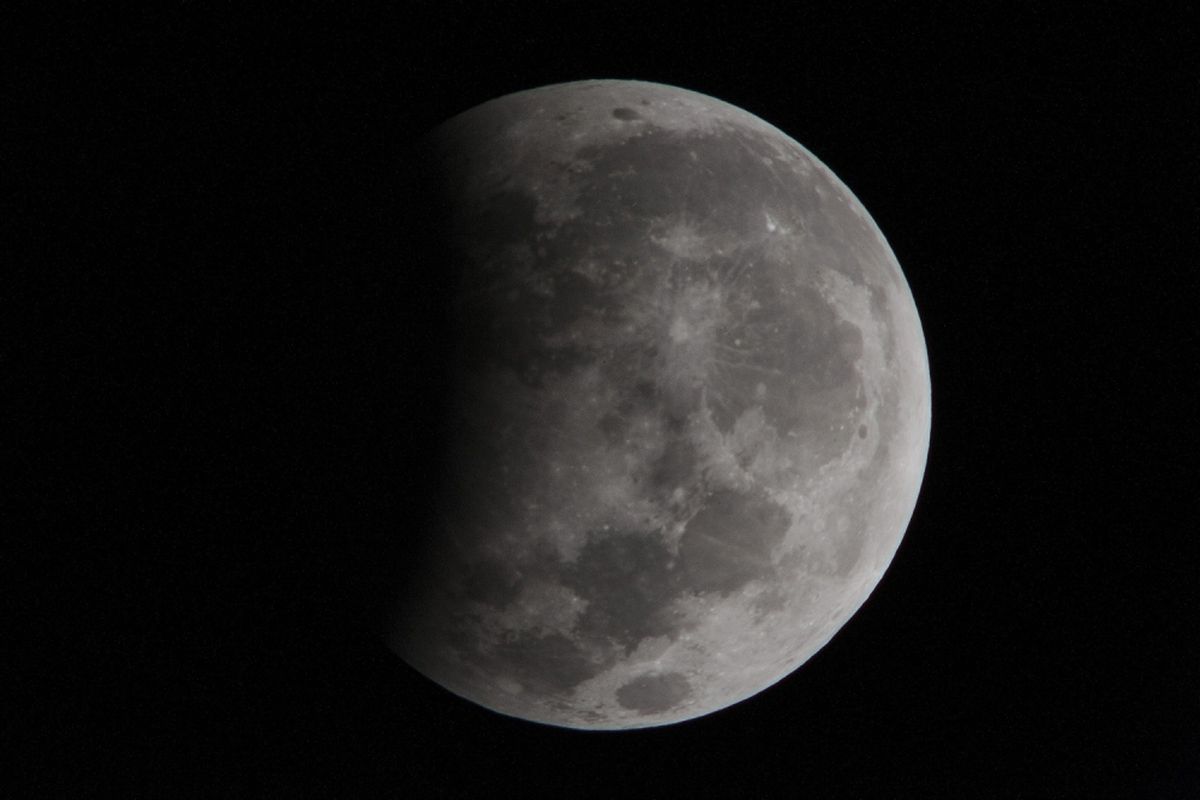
[388, 80, 931, 729]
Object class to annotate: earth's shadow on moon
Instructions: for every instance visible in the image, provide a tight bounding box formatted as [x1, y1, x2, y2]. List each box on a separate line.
[360, 155, 465, 638]
[280, 149, 465, 648]
[379, 80, 929, 730]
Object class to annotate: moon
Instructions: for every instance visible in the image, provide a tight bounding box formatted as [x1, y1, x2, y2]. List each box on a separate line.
[388, 80, 930, 729]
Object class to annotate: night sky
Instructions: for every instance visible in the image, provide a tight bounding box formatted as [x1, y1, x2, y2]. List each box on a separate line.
[25, 4, 1196, 797]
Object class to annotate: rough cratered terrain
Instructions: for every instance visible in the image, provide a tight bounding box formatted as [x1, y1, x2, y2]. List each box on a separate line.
[389, 80, 931, 729]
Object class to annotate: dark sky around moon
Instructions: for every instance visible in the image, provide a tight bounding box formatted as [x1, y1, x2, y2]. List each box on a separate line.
[23, 3, 1197, 797]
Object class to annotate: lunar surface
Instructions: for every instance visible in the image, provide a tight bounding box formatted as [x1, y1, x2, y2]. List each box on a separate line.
[388, 80, 930, 729]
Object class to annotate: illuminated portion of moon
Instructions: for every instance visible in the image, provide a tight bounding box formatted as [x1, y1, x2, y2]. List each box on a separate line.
[388, 80, 930, 729]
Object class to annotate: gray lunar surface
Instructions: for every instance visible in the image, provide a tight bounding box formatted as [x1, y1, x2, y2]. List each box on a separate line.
[389, 80, 931, 729]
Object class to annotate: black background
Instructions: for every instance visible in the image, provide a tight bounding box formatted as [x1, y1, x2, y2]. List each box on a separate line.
[21, 3, 1197, 797]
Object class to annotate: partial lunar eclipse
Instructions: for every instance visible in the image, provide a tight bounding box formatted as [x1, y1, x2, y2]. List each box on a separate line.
[388, 80, 931, 729]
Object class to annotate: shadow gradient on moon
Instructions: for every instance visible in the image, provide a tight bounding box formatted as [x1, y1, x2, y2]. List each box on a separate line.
[387, 79, 931, 729]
